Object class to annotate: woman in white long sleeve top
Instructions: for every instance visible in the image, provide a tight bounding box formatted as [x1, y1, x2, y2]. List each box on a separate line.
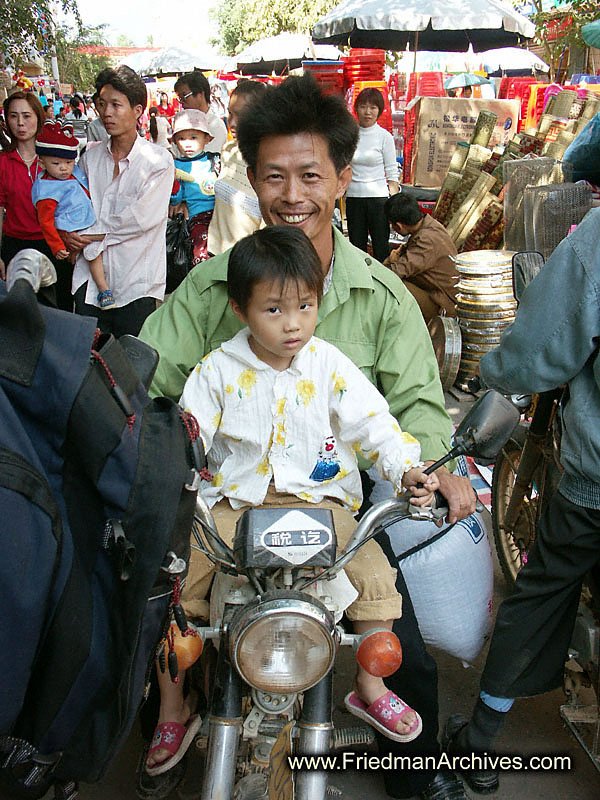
[346, 88, 399, 264]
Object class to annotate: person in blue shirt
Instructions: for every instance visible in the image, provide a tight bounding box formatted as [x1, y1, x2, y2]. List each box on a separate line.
[169, 109, 220, 264]
[444, 208, 600, 794]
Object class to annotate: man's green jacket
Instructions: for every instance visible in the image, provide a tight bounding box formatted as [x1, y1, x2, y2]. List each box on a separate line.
[140, 227, 453, 463]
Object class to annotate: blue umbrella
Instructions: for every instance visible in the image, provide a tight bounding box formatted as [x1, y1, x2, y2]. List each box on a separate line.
[444, 73, 491, 90]
[582, 20, 600, 50]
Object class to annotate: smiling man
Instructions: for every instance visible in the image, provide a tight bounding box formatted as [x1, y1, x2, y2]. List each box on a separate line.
[139, 74, 475, 800]
[65, 66, 173, 337]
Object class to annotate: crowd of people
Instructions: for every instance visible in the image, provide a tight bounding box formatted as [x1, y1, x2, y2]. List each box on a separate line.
[0, 67, 461, 329]
[1, 62, 598, 800]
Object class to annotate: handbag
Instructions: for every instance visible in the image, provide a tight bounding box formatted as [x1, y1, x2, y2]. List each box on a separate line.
[165, 212, 194, 293]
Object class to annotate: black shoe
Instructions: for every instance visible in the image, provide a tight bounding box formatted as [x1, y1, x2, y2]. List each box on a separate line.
[442, 715, 499, 795]
[419, 769, 469, 800]
[135, 739, 188, 800]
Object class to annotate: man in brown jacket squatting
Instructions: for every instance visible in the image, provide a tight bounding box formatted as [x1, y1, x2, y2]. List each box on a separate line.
[383, 193, 458, 322]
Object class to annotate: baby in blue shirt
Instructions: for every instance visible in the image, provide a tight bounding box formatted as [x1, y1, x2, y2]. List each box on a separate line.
[169, 110, 220, 264]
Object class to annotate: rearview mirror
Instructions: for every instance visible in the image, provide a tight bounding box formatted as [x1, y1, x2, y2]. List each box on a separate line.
[453, 390, 520, 465]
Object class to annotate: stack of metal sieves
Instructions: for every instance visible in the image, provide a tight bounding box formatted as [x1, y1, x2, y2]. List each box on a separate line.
[455, 250, 517, 387]
[524, 182, 593, 260]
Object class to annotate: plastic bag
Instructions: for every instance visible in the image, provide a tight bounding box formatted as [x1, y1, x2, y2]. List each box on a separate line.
[165, 212, 194, 294]
[369, 459, 494, 665]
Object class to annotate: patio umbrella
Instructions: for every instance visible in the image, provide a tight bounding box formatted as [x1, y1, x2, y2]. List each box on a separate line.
[582, 20, 600, 50]
[444, 72, 491, 90]
[479, 46, 549, 74]
[229, 33, 343, 75]
[144, 47, 229, 75]
[312, 0, 535, 53]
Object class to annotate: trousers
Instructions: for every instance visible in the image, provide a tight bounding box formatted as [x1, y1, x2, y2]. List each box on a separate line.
[182, 487, 402, 623]
[74, 283, 156, 338]
[482, 488, 600, 699]
[345, 196, 391, 265]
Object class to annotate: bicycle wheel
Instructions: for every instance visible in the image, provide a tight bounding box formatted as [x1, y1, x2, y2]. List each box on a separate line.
[491, 425, 538, 588]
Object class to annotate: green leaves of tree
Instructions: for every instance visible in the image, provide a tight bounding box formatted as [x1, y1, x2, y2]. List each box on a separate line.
[0, 1, 80, 65]
[212, 0, 339, 55]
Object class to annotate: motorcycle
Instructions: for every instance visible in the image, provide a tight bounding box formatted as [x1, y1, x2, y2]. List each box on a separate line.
[174, 391, 519, 800]
[482, 251, 600, 773]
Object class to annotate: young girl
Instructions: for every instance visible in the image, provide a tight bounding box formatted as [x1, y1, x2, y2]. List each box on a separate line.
[148, 106, 171, 147]
[144, 226, 439, 776]
[169, 109, 220, 264]
[31, 120, 114, 308]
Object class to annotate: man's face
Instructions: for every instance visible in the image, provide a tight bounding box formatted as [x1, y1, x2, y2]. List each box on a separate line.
[248, 132, 351, 267]
[97, 85, 142, 137]
[176, 82, 209, 113]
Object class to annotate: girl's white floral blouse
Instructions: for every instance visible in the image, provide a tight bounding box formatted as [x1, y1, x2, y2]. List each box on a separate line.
[181, 328, 422, 512]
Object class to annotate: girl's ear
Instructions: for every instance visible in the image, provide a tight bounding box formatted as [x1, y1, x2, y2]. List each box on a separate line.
[229, 297, 246, 323]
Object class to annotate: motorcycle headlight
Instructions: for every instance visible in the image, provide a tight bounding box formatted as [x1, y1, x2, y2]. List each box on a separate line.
[228, 591, 337, 693]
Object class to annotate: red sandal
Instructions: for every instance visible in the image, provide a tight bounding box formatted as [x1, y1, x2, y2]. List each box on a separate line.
[145, 714, 202, 776]
[344, 691, 422, 742]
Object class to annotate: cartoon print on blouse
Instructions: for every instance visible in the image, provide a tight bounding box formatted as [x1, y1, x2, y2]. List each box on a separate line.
[309, 435, 341, 482]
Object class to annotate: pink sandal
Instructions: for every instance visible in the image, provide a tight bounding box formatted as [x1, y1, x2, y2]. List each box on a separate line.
[344, 691, 422, 743]
[145, 714, 202, 776]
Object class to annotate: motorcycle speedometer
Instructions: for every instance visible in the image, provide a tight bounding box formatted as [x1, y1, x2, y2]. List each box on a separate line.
[228, 591, 337, 693]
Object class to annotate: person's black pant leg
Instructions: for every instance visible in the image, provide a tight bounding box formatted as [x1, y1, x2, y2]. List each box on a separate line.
[74, 283, 156, 338]
[375, 530, 440, 798]
[365, 196, 391, 265]
[346, 197, 369, 255]
[481, 490, 600, 699]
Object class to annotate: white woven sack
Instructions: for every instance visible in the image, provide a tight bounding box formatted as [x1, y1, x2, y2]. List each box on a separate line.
[368, 463, 494, 665]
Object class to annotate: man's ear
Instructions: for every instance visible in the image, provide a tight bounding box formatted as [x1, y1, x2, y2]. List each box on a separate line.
[133, 104, 144, 122]
[247, 167, 256, 191]
[336, 164, 352, 199]
[229, 296, 246, 323]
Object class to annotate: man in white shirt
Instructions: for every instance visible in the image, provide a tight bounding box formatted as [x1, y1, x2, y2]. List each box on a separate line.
[62, 66, 174, 337]
[173, 71, 228, 154]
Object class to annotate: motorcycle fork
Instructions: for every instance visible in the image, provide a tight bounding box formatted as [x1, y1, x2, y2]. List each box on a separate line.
[503, 390, 561, 532]
[201, 639, 243, 800]
[295, 673, 333, 800]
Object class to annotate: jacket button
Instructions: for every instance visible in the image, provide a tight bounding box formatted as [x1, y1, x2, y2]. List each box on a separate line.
[365, 258, 372, 265]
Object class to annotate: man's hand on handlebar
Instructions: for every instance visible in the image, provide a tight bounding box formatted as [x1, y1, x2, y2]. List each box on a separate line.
[402, 467, 440, 507]
[425, 463, 476, 524]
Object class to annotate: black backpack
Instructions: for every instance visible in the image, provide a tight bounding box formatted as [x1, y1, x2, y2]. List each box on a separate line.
[0, 277, 203, 798]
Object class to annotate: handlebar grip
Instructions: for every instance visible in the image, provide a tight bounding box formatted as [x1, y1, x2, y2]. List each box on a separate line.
[431, 490, 447, 509]
[415, 485, 447, 510]
[467, 375, 484, 393]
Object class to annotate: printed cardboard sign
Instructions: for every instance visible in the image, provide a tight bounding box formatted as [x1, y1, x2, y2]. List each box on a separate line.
[410, 97, 521, 188]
